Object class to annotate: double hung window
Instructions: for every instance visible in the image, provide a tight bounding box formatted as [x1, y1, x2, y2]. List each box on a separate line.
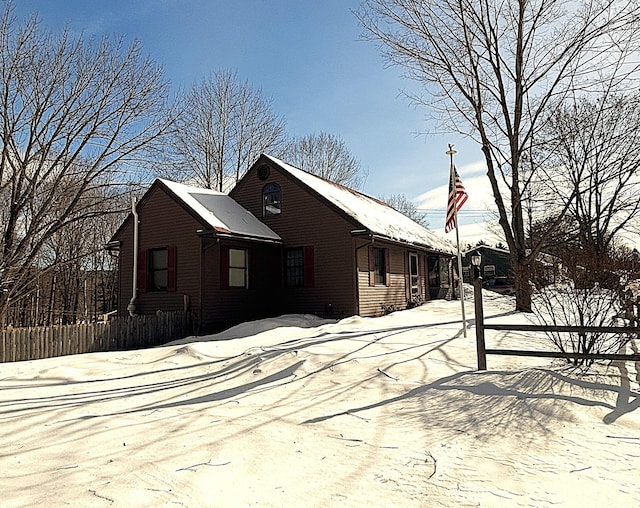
[369, 246, 389, 287]
[144, 247, 177, 292]
[229, 249, 248, 288]
[285, 247, 314, 287]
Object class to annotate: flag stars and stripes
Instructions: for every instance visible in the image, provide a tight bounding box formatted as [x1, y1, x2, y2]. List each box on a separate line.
[445, 167, 468, 233]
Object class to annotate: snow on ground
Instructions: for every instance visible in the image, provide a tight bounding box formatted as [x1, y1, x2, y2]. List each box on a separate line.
[1, 292, 639, 507]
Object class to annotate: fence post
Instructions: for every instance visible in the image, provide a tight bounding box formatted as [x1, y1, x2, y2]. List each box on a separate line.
[474, 272, 487, 370]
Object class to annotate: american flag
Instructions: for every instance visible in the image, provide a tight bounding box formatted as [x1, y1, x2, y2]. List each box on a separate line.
[445, 167, 468, 233]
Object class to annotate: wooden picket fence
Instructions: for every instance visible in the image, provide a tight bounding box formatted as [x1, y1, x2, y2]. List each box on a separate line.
[1, 311, 192, 363]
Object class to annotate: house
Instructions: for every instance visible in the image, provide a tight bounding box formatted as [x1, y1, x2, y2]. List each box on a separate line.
[462, 244, 563, 289]
[108, 179, 283, 330]
[462, 245, 512, 283]
[109, 154, 456, 332]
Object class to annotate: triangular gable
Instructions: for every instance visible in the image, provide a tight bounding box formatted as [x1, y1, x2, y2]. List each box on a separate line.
[109, 178, 281, 245]
[158, 179, 281, 242]
[259, 154, 455, 254]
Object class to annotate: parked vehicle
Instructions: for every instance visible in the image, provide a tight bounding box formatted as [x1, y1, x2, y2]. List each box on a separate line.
[482, 277, 516, 296]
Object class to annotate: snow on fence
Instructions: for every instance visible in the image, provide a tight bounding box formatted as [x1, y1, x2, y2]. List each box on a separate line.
[1, 311, 191, 363]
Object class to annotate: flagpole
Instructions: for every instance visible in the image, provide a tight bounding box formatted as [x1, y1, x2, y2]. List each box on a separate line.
[446, 144, 467, 337]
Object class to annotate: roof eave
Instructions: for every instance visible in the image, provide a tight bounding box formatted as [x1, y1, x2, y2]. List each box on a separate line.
[351, 229, 450, 253]
[216, 232, 282, 245]
[197, 229, 282, 245]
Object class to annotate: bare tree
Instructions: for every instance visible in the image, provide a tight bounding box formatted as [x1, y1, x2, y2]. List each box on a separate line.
[0, 4, 169, 324]
[534, 281, 628, 370]
[3, 182, 127, 327]
[379, 193, 428, 226]
[539, 92, 640, 263]
[163, 70, 287, 191]
[357, 0, 640, 311]
[283, 131, 367, 189]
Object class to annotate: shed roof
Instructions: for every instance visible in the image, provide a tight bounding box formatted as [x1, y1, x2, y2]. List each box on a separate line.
[159, 179, 281, 242]
[262, 155, 455, 254]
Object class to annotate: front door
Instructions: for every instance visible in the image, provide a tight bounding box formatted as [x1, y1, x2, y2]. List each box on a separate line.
[409, 252, 419, 299]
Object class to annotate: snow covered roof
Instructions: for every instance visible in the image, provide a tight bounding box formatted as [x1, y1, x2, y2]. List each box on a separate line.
[158, 179, 281, 242]
[463, 244, 510, 256]
[263, 155, 456, 254]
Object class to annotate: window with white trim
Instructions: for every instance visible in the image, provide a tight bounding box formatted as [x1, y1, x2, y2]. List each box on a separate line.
[229, 248, 248, 288]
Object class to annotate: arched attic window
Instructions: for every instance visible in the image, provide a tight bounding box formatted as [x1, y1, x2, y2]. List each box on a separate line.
[262, 182, 281, 216]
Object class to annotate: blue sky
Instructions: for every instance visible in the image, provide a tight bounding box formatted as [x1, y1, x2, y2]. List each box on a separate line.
[12, 0, 488, 226]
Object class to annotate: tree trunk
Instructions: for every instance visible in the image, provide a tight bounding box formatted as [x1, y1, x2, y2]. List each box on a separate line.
[513, 256, 533, 312]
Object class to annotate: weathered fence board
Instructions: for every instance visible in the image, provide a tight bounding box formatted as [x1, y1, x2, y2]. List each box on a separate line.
[1, 311, 191, 363]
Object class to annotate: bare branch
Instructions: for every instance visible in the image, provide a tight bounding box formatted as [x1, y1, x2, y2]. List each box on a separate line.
[0, 3, 169, 322]
[357, 0, 640, 310]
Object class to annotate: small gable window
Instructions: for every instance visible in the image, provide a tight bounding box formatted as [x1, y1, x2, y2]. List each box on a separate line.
[263, 182, 281, 216]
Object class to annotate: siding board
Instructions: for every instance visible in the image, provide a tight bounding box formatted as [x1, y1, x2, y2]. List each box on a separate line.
[357, 243, 409, 316]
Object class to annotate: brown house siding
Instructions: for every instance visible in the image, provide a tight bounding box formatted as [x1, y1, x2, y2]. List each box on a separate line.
[117, 187, 203, 318]
[231, 163, 358, 317]
[200, 239, 282, 328]
[113, 161, 455, 332]
[357, 243, 423, 316]
[115, 185, 287, 331]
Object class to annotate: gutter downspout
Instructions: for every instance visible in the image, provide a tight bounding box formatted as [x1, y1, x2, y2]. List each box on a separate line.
[127, 197, 139, 316]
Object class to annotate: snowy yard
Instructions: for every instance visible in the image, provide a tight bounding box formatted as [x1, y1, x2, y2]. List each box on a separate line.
[1, 293, 639, 507]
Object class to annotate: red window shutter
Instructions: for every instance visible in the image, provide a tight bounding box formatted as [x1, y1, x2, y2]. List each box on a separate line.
[167, 245, 177, 292]
[137, 248, 147, 294]
[220, 245, 229, 290]
[385, 248, 391, 287]
[303, 246, 315, 288]
[368, 245, 375, 287]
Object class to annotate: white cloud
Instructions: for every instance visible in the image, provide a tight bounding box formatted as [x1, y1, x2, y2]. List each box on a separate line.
[433, 220, 506, 248]
[414, 160, 501, 233]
